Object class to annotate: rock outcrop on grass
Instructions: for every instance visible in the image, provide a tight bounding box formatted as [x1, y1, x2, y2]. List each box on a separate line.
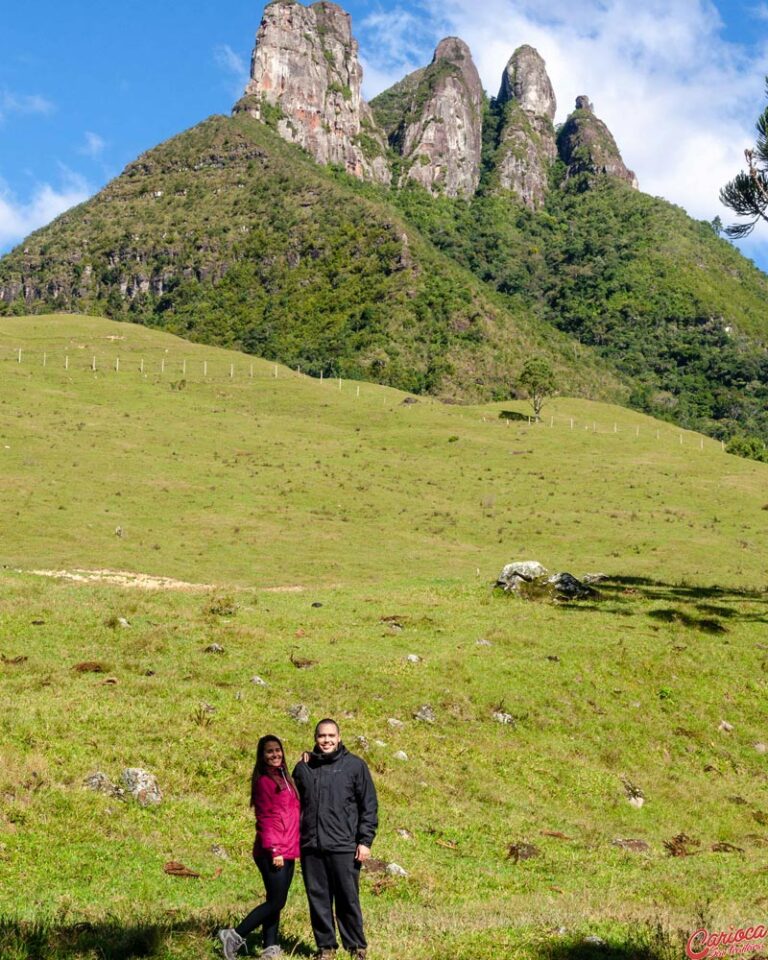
[495, 561, 595, 600]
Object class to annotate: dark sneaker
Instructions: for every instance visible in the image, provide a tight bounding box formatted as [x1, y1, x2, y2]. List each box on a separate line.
[218, 928, 246, 960]
[351, 951, 367, 960]
[317, 951, 337, 960]
[262, 948, 283, 959]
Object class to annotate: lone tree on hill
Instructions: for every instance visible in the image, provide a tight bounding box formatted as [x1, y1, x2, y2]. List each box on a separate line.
[720, 79, 768, 238]
[519, 357, 556, 420]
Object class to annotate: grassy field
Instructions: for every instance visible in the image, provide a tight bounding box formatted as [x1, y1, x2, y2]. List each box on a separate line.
[1, 315, 767, 959]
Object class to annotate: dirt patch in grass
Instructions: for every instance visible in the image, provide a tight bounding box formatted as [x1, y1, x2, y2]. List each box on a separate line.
[29, 568, 214, 591]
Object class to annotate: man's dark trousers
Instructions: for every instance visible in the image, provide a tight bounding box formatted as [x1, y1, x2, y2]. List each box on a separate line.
[301, 848, 366, 950]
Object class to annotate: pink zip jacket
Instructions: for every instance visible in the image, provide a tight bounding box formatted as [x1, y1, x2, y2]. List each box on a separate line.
[253, 770, 301, 860]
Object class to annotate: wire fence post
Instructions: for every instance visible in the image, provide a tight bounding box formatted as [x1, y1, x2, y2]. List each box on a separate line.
[65, 355, 69, 371]
[17, 349, 21, 364]
[92, 355, 97, 372]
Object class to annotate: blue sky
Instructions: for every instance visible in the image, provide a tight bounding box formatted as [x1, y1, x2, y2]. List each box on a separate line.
[2, 0, 768, 269]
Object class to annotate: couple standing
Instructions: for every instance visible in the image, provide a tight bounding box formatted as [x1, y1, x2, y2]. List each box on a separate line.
[218, 718, 378, 960]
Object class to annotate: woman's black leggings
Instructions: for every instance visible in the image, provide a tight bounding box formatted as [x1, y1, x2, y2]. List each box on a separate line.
[235, 854, 295, 947]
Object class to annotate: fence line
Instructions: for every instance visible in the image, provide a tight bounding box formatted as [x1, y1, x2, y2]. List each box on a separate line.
[0, 345, 731, 454]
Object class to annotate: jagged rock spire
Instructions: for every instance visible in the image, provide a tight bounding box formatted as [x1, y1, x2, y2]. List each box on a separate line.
[370, 36, 484, 198]
[491, 45, 557, 208]
[557, 96, 638, 188]
[498, 44, 556, 120]
[234, 0, 389, 184]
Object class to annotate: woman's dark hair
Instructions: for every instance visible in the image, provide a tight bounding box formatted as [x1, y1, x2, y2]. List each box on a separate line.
[250, 734, 297, 807]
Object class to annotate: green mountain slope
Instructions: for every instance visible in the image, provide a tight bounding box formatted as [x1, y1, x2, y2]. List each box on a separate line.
[389, 176, 768, 442]
[0, 115, 618, 402]
[2, 107, 768, 445]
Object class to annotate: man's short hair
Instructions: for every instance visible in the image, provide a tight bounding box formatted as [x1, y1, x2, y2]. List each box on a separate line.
[314, 717, 340, 736]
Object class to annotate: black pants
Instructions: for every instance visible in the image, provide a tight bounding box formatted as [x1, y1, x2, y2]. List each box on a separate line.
[301, 849, 366, 951]
[235, 853, 295, 947]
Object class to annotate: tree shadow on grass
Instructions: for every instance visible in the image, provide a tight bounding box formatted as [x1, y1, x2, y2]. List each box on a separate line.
[536, 923, 690, 960]
[553, 576, 768, 631]
[0, 916, 313, 959]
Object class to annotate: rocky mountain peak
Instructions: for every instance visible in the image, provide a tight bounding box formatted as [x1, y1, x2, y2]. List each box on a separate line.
[489, 44, 557, 209]
[558, 96, 638, 189]
[370, 35, 484, 198]
[498, 45, 556, 121]
[434, 36, 473, 64]
[234, 0, 389, 183]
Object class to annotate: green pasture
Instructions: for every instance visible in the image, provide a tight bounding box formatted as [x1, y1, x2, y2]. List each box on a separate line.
[0, 315, 766, 959]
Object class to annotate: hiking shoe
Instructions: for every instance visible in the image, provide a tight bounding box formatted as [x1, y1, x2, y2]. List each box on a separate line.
[218, 928, 246, 960]
[316, 950, 337, 960]
[262, 947, 283, 959]
[350, 951, 366, 960]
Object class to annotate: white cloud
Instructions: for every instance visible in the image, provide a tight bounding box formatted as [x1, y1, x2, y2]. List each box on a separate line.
[357, 0, 768, 242]
[78, 131, 106, 158]
[0, 89, 54, 122]
[214, 43, 250, 99]
[0, 171, 90, 253]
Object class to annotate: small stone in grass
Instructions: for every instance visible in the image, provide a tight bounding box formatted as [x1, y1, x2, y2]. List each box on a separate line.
[413, 705, 436, 724]
[719, 719, 734, 733]
[251, 675, 268, 686]
[393, 751, 408, 761]
[288, 704, 310, 724]
[405, 654, 422, 664]
[386, 862, 408, 877]
[121, 768, 162, 806]
[204, 643, 225, 654]
[387, 718, 404, 729]
[611, 838, 650, 853]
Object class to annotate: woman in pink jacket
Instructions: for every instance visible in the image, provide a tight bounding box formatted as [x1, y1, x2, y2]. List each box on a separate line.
[218, 734, 301, 960]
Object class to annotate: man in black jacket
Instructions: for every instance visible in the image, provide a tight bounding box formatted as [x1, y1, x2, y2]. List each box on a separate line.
[293, 718, 378, 960]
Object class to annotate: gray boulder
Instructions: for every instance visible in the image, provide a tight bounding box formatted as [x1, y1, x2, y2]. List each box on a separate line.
[546, 572, 593, 599]
[496, 561, 548, 591]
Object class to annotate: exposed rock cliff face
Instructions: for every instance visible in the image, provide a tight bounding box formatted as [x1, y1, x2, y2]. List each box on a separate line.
[234, 0, 389, 183]
[370, 37, 483, 198]
[557, 96, 638, 188]
[491, 45, 557, 208]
